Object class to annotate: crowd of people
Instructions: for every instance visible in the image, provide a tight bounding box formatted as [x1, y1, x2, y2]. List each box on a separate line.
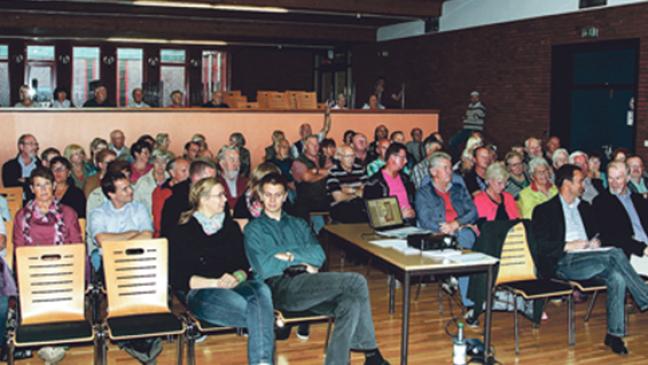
[1, 97, 648, 362]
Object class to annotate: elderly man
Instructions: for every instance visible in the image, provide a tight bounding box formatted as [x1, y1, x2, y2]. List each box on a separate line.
[128, 87, 150, 108]
[412, 137, 444, 189]
[244, 173, 390, 365]
[291, 135, 332, 221]
[366, 139, 391, 177]
[364, 143, 416, 220]
[533, 165, 648, 355]
[160, 160, 217, 237]
[133, 150, 170, 215]
[406, 128, 424, 163]
[593, 161, 648, 258]
[216, 146, 248, 210]
[524, 137, 543, 163]
[202, 90, 229, 108]
[464, 146, 492, 196]
[109, 129, 130, 161]
[290, 106, 332, 158]
[416, 152, 478, 306]
[83, 83, 114, 107]
[152, 157, 189, 237]
[569, 150, 604, 203]
[2, 134, 40, 189]
[352, 133, 370, 167]
[627, 156, 648, 195]
[326, 145, 368, 223]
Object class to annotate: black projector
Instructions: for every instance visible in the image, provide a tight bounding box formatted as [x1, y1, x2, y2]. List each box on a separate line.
[407, 233, 458, 251]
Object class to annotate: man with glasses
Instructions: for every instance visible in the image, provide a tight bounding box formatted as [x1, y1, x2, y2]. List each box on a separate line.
[2, 134, 40, 202]
[326, 145, 368, 223]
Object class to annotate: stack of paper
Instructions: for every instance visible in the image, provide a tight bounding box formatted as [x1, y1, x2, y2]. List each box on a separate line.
[421, 249, 463, 259]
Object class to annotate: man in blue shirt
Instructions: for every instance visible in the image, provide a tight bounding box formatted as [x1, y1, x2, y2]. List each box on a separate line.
[244, 173, 389, 365]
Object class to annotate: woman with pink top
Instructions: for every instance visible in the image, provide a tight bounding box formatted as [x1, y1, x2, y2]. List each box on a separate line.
[473, 162, 521, 221]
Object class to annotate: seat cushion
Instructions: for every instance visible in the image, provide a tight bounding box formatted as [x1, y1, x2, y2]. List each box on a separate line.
[504, 279, 572, 299]
[16, 320, 93, 345]
[107, 313, 183, 339]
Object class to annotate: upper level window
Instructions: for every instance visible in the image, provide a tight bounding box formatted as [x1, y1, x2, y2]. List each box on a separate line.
[201, 50, 228, 103]
[72, 47, 100, 107]
[160, 49, 186, 106]
[0, 45, 9, 107]
[26, 45, 56, 105]
[580, 0, 606, 9]
[117, 48, 143, 107]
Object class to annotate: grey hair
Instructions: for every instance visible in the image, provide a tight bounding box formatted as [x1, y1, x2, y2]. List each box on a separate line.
[151, 149, 171, 163]
[528, 157, 550, 176]
[485, 162, 509, 182]
[568, 150, 588, 164]
[524, 137, 540, 149]
[607, 160, 630, 176]
[428, 151, 452, 170]
[335, 144, 353, 159]
[551, 148, 569, 163]
[217, 145, 239, 161]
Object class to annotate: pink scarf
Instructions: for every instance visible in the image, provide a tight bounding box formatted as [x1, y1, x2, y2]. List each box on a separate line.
[21, 200, 65, 245]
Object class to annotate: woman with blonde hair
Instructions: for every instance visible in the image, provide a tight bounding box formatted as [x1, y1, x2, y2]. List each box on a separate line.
[63, 144, 95, 190]
[473, 162, 520, 221]
[169, 178, 274, 365]
[456, 135, 483, 173]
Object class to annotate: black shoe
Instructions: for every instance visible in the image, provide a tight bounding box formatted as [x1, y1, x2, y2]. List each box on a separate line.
[274, 326, 292, 341]
[364, 349, 390, 365]
[296, 323, 310, 341]
[604, 334, 628, 355]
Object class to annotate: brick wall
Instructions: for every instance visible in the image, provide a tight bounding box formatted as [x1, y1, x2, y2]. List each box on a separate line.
[352, 2, 648, 156]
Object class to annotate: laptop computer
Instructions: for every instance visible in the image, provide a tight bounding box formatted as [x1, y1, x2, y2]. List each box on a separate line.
[365, 197, 431, 238]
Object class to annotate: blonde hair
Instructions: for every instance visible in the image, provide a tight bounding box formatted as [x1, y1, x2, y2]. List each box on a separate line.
[462, 136, 483, 161]
[63, 144, 86, 162]
[179, 177, 223, 225]
[485, 162, 509, 183]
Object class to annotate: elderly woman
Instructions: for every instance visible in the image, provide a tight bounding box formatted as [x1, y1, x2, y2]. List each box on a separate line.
[169, 178, 274, 365]
[504, 151, 529, 200]
[64, 144, 95, 191]
[129, 140, 153, 184]
[133, 149, 170, 215]
[517, 157, 558, 219]
[474, 162, 520, 221]
[229, 132, 251, 178]
[551, 148, 569, 172]
[51, 156, 86, 218]
[14, 168, 82, 247]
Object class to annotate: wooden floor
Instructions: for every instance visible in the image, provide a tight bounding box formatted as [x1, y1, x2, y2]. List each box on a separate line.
[14, 247, 648, 364]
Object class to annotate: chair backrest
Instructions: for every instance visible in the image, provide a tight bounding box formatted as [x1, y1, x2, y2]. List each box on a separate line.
[102, 238, 170, 318]
[16, 243, 86, 325]
[78, 218, 86, 243]
[296, 92, 318, 109]
[266, 92, 290, 109]
[0, 186, 23, 220]
[495, 222, 538, 286]
[5, 220, 13, 270]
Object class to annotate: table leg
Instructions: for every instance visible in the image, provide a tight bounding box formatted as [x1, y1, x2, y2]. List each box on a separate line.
[484, 264, 496, 364]
[400, 273, 411, 365]
[389, 274, 396, 314]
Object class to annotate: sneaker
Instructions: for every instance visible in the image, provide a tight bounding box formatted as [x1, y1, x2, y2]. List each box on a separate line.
[195, 334, 208, 343]
[37, 346, 66, 365]
[464, 309, 480, 328]
[296, 324, 310, 341]
[441, 276, 459, 296]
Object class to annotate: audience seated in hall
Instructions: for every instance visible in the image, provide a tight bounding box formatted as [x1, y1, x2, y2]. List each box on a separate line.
[233, 162, 282, 220]
[169, 90, 185, 108]
[551, 148, 569, 173]
[503, 151, 530, 200]
[267, 138, 295, 192]
[368, 125, 388, 162]
[544, 135, 561, 163]
[52, 87, 73, 108]
[154, 133, 175, 162]
[523, 137, 544, 165]
[82, 83, 114, 108]
[160, 159, 217, 238]
[14, 85, 35, 108]
[39, 147, 60, 169]
[473, 162, 520, 222]
[229, 132, 251, 178]
[569, 150, 604, 204]
[364, 143, 416, 221]
[320, 138, 337, 167]
[326, 145, 368, 223]
[244, 173, 390, 365]
[86, 160, 130, 223]
[128, 87, 150, 108]
[352, 133, 371, 168]
[366, 139, 391, 177]
[264, 130, 286, 161]
[2, 134, 40, 203]
[592, 161, 648, 258]
[133, 149, 170, 216]
[50, 156, 86, 219]
[88, 137, 109, 172]
[343, 130, 356, 145]
[202, 90, 229, 108]
[290, 134, 332, 221]
[415, 152, 477, 308]
[411, 137, 443, 189]
[169, 177, 274, 364]
[362, 94, 385, 111]
[463, 146, 492, 196]
[332, 93, 347, 110]
[216, 145, 249, 211]
[517, 157, 557, 219]
[183, 140, 201, 161]
[192, 133, 215, 160]
[532, 164, 648, 355]
[290, 106, 332, 159]
[152, 157, 189, 237]
[84, 149, 116, 198]
[406, 127, 424, 164]
[129, 140, 154, 184]
[627, 155, 648, 195]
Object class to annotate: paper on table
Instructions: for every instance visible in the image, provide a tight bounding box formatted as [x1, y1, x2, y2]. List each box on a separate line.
[392, 246, 421, 255]
[422, 249, 463, 258]
[449, 252, 498, 264]
[368, 239, 407, 248]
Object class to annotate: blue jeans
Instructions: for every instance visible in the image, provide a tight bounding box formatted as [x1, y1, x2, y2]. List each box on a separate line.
[0, 295, 7, 346]
[457, 227, 476, 307]
[187, 280, 275, 365]
[555, 248, 648, 337]
[267, 272, 377, 365]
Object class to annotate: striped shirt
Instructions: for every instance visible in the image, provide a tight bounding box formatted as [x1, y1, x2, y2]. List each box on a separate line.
[326, 162, 367, 207]
[463, 101, 486, 131]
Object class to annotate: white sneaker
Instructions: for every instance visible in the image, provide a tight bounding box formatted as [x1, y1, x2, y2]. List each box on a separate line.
[37, 346, 66, 365]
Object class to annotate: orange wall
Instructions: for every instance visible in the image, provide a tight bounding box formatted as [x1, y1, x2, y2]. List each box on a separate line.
[0, 109, 438, 179]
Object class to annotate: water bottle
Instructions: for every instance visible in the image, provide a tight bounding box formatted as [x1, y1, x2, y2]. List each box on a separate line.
[453, 322, 467, 365]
